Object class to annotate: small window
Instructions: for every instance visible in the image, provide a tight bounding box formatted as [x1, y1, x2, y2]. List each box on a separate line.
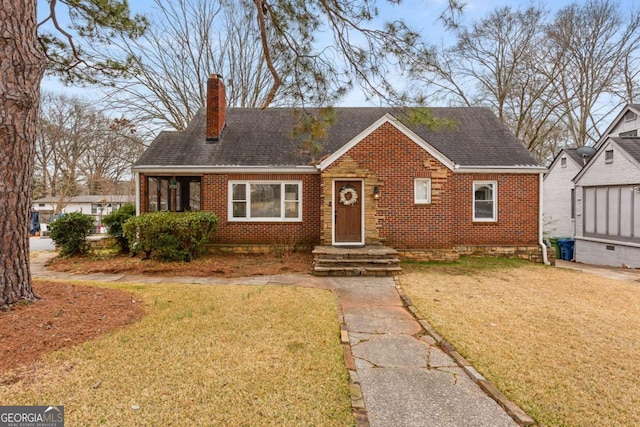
[414, 178, 431, 204]
[561, 157, 567, 168]
[624, 111, 636, 122]
[605, 150, 614, 163]
[473, 181, 497, 222]
[229, 181, 302, 221]
[620, 129, 637, 137]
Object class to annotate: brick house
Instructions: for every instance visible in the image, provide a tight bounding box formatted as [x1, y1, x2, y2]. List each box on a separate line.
[132, 74, 548, 262]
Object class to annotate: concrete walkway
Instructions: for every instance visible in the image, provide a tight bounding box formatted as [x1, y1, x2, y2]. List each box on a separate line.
[30, 252, 521, 427]
[555, 259, 640, 283]
[332, 276, 518, 427]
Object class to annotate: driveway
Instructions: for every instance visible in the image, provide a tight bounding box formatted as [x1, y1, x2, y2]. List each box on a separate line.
[29, 236, 56, 251]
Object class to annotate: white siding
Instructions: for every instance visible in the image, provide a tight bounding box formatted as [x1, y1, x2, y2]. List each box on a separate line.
[576, 142, 640, 186]
[543, 153, 581, 237]
[575, 239, 640, 268]
[608, 111, 639, 136]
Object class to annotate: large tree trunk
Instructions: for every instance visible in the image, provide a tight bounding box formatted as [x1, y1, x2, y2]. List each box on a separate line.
[0, 0, 46, 306]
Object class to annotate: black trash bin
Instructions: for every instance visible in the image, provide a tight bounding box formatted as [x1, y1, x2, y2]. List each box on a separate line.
[557, 238, 575, 261]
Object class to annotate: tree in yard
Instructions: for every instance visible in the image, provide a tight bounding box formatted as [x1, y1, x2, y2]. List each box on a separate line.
[410, 5, 568, 162]
[1, 1, 147, 307]
[1, 1, 46, 307]
[97, 0, 460, 131]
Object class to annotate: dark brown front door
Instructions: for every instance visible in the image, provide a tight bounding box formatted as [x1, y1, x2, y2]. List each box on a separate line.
[335, 180, 362, 244]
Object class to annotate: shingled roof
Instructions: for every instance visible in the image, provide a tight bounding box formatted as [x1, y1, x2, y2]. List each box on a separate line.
[611, 137, 640, 163]
[134, 107, 540, 169]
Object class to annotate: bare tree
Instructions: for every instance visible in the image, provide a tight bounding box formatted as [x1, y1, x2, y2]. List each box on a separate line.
[96, 0, 285, 131]
[410, 0, 640, 161]
[544, 0, 640, 146]
[80, 116, 145, 195]
[411, 5, 568, 162]
[34, 93, 145, 212]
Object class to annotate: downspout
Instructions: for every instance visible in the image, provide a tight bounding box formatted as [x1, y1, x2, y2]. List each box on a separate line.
[539, 172, 550, 265]
[135, 172, 140, 216]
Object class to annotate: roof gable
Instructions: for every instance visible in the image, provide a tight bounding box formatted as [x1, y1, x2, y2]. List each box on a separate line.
[594, 104, 640, 149]
[547, 148, 584, 174]
[317, 113, 455, 171]
[574, 136, 640, 184]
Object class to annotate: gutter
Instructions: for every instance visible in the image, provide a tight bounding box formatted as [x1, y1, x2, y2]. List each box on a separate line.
[135, 172, 140, 216]
[538, 172, 550, 265]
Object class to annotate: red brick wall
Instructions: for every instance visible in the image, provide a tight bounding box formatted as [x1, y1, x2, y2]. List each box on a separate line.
[326, 122, 540, 249]
[202, 173, 321, 245]
[451, 173, 539, 245]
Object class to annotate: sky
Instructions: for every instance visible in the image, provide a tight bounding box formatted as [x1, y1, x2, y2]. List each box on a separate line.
[37, 0, 640, 108]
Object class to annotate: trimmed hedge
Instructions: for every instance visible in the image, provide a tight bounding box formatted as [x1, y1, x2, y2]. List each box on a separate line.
[123, 211, 219, 261]
[49, 212, 95, 257]
[103, 204, 136, 253]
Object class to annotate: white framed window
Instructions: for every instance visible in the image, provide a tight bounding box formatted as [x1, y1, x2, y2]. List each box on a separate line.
[229, 181, 302, 222]
[473, 181, 497, 222]
[560, 157, 567, 168]
[605, 149, 614, 163]
[414, 178, 432, 204]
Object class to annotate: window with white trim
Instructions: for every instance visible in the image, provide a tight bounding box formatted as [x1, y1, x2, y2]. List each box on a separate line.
[229, 181, 302, 221]
[473, 181, 497, 222]
[414, 178, 431, 204]
[605, 149, 614, 163]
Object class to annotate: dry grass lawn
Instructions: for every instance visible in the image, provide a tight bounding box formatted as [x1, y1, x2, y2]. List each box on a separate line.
[401, 258, 640, 427]
[1, 281, 353, 426]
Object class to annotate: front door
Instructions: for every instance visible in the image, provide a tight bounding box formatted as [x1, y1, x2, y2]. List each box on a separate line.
[334, 180, 363, 244]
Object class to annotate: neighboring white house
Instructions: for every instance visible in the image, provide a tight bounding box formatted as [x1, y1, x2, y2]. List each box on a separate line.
[595, 104, 640, 141]
[573, 136, 640, 268]
[543, 148, 589, 237]
[543, 104, 640, 266]
[32, 195, 135, 228]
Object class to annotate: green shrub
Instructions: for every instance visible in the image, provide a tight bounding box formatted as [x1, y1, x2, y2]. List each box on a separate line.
[49, 212, 95, 257]
[123, 211, 218, 261]
[102, 204, 136, 253]
[173, 211, 219, 261]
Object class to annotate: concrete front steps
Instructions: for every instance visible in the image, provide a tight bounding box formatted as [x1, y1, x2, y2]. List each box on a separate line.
[312, 245, 402, 276]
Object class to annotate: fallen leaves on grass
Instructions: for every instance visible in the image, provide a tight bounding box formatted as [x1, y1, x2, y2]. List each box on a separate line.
[0, 281, 143, 375]
[47, 252, 314, 277]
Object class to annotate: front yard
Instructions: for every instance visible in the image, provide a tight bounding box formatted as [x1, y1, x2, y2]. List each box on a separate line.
[0, 280, 353, 426]
[400, 258, 640, 427]
[10, 251, 640, 426]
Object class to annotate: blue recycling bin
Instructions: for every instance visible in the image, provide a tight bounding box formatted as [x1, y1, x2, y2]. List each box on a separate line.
[557, 238, 575, 261]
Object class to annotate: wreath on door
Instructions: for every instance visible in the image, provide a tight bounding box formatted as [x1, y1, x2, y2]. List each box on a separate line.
[339, 186, 358, 206]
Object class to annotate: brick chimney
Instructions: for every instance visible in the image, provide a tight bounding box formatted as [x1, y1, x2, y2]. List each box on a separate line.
[206, 74, 226, 141]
